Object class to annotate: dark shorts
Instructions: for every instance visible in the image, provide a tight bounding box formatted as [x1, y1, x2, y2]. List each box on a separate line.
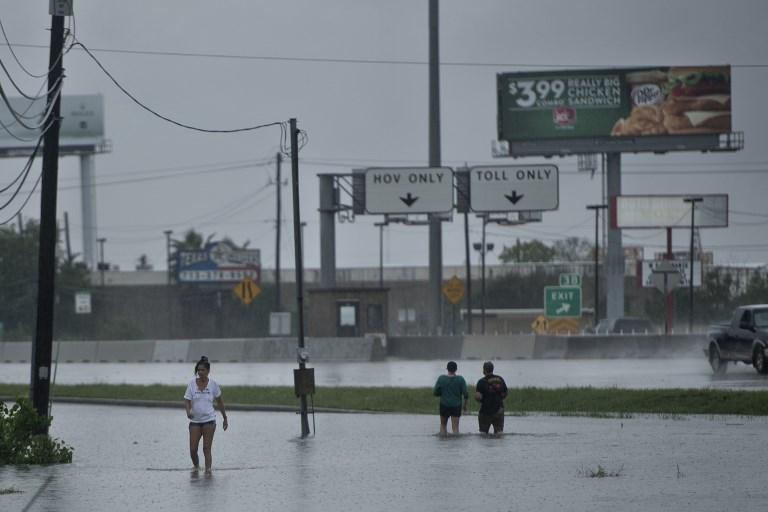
[189, 420, 216, 430]
[478, 409, 504, 433]
[439, 404, 462, 418]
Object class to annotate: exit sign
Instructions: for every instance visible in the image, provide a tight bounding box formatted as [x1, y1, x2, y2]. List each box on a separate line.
[544, 286, 582, 318]
[559, 273, 582, 287]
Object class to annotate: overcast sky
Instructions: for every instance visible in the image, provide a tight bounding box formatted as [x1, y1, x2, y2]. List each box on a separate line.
[2, 0, 767, 272]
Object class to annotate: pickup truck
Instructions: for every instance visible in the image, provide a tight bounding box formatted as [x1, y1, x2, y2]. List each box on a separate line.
[706, 305, 768, 375]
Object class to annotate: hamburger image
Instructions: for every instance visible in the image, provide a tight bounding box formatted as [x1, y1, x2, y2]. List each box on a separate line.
[661, 66, 731, 134]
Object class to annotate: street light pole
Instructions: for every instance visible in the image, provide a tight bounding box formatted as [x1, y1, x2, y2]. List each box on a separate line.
[97, 237, 107, 286]
[586, 204, 607, 326]
[163, 230, 173, 339]
[163, 230, 173, 285]
[683, 197, 703, 332]
[473, 214, 493, 335]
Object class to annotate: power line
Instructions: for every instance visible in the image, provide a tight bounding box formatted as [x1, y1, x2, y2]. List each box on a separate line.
[67, 38, 286, 135]
[8, 41, 768, 69]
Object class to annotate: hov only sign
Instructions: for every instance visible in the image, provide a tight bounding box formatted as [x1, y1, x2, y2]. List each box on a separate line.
[470, 164, 558, 212]
[364, 167, 453, 214]
[544, 286, 582, 318]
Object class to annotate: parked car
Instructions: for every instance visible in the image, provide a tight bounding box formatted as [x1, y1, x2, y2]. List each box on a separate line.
[588, 317, 655, 334]
[706, 304, 768, 375]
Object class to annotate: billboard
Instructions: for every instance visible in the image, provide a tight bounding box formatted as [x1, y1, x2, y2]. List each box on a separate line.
[613, 194, 728, 229]
[0, 95, 106, 153]
[497, 66, 731, 142]
[177, 242, 261, 283]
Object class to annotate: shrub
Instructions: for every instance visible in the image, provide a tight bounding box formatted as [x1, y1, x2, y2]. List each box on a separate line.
[0, 398, 73, 464]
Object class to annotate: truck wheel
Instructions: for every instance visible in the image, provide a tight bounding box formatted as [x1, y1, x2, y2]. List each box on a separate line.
[753, 346, 768, 375]
[709, 346, 727, 375]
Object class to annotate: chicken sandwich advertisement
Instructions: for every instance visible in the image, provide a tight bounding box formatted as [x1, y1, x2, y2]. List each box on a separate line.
[497, 66, 731, 142]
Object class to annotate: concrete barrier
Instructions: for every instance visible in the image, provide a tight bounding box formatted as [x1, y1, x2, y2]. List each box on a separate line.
[0, 334, 707, 363]
[95, 341, 156, 362]
[461, 334, 535, 360]
[386, 336, 463, 360]
[188, 339, 247, 363]
[1, 341, 31, 362]
[152, 340, 191, 362]
[532, 335, 569, 359]
[55, 341, 98, 362]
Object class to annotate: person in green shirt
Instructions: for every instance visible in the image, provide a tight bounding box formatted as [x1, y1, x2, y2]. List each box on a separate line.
[433, 361, 469, 435]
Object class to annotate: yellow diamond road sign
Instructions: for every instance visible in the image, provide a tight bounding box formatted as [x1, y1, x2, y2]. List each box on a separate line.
[234, 277, 261, 305]
[442, 275, 465, 305]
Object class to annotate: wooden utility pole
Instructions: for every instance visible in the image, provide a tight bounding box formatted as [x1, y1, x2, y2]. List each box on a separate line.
[290, 119, 311, 438]
[32, 5, 67, 428]
[275, 152, 282, 311]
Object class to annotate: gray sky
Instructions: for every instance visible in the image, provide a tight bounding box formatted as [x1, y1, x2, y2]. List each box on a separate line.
[2, 0, 767, 272]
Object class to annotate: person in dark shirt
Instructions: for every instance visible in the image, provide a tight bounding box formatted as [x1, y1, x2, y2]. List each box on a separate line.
[433, 360, 469, 435]
[474, 361, 508, 435]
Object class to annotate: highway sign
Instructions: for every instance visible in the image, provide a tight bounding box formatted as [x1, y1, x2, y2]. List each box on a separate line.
[364, 167, 453, 214]
[544, 286, 582, 318]
[614, 194, 728, 229]
[233, 277, 261, 305]
[640, 260, 701, 288]
[75, 292, 91, 314]
[649, 261, 684, 293]
[469, 164, 558, 212]
[559, 273, 582, 287]
[442, 275, 465, 305]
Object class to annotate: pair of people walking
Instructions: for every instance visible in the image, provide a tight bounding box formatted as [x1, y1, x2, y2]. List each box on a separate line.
[433, 360, 508, 435]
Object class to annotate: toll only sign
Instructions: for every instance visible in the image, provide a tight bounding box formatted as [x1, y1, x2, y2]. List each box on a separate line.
[469, 164, 558, 212]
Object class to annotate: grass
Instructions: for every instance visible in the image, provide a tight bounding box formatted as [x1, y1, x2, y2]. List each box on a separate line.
[577, 464, 624, 478]
[2, 384, 768, 417]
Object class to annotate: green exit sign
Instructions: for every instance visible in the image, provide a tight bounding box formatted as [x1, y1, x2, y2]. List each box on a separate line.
[544, 286, 582, 318]
[559, 273, 582, 287]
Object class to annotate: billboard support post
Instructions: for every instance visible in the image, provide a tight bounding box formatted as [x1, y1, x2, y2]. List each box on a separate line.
[587, 204, 607, 326]
[665, 228, 674, 335]
[684, 197, 703, 332]
[606, 153, 624, 321]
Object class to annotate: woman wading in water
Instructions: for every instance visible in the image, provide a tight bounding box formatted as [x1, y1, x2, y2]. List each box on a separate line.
[184, 356, 228, 473]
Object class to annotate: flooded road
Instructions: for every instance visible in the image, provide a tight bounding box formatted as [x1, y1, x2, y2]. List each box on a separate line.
[2, 404, 767, 511]
[2, 358, 767, 390]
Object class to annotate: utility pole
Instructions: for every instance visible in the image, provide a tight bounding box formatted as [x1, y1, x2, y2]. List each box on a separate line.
[463, 211, 472, 334]
[164, 229, 173, 339]
[428, 0, 443, 335]
[63, 212, 73, 263]
[97, 237, 107, 286]
[31, 3, 68, 427]
[274, 152, 282, 311]
[683, 197, 703, 332]
[290, 119, 311, 438]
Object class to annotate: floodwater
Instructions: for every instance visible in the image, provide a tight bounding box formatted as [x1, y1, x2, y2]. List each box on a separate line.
[2, 358, 768, 390]
[1, 404, 767, 511]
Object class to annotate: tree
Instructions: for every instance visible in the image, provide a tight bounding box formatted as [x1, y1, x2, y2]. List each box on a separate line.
[0, 219, 90, 340]
[498, 239, 555, 263]
[552, 237, 593, 261]
[135, 254, 153, 270]
[740, 271, 768, 305]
